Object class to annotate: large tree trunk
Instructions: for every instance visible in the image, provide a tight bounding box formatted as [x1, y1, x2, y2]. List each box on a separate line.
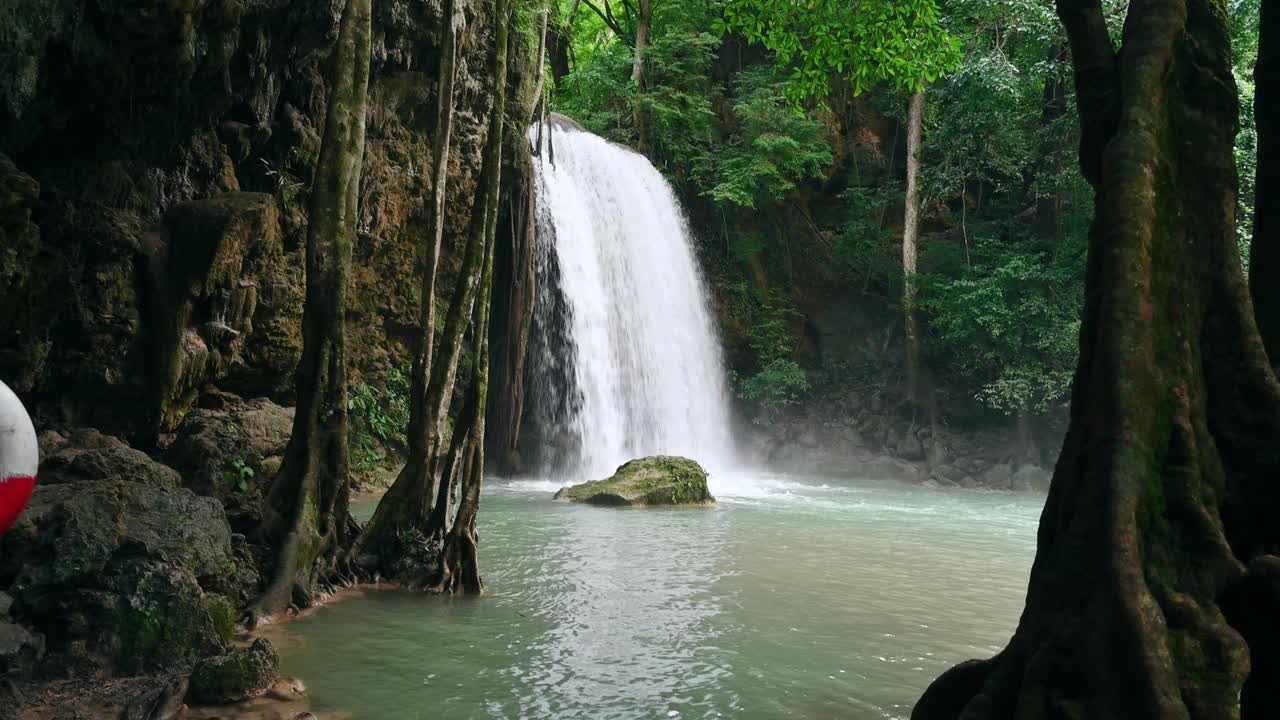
[249, 0, 371, 621]
[432, 190, 498, 595]
[914, 1, 1280, 718]
[902, 90, 933, 430]
[630, 0, 650, 84]
[378, 0, 461, 562]
[546, 0, 582, 90]
[351, 0, 509, 588]
[1034, 44, 1071, 241]
[1252, 0, 1279, 363]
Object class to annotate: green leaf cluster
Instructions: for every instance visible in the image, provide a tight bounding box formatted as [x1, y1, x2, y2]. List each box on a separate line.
[717, 0, 961, 101]
[705, 66, 832, 209]
[348, 366, 411, 472]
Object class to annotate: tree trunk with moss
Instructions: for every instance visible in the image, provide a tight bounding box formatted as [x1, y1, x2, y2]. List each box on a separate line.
[352, 0, 508, 590]
[1252, 0, 1278, 363]
[249, 0, 371, 621]
[913, 1, 1280, 718]
[386, 0, 461, 556]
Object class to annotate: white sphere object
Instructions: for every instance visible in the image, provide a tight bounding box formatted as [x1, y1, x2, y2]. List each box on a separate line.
[0, 379, 37, 536]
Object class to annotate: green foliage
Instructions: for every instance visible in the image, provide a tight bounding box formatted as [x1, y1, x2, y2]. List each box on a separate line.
[554, 0, 1250, 428]
[223, 458, 255, 493]
[717, 0, 961, 101]
[348, 367, 411, 472]
[556, 0, 720, 181]
[735, 358, 810, 411]
[731, 298, 810, 413]
[668, 466, 703, 504]
[260, 157, 304, 208]
[1231, 0, 1260, 263]
[835, 180, 902, 296]
[705, 66, 832, 209]
[918, 237, 1083, 415]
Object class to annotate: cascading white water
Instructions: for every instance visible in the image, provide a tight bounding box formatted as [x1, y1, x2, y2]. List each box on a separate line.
[528, 121, 736, 480]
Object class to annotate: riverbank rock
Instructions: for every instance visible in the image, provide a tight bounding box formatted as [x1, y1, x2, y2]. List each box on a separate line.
[0, 432, 251, 676]
[555, 456, 715, 506]
[38, 428, 181, 489]
[188, 638, 280, 706]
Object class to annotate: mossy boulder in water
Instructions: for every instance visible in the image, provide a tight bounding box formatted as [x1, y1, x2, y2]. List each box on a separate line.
[554, 456, 715, 506]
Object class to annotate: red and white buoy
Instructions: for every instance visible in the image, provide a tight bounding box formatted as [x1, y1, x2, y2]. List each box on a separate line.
[0, 380, 37, 537]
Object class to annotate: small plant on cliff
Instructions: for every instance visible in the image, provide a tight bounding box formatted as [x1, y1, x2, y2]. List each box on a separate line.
[224, 458, 255, 493]
[348, 367, 412, 471]
[260, 158, 305, 209]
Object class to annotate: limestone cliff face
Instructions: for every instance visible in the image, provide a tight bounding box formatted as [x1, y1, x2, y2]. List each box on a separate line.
[0, 0, 530, 441]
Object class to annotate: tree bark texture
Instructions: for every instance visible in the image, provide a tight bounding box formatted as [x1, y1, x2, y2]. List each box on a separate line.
[902, 90, 927, 410]
[387, 0, 462, 556]
[250, 0, 371, 620]
[353, 0, 509, 591]
[1251, 0, 1279, 364]
[914, 1, 1280, 718]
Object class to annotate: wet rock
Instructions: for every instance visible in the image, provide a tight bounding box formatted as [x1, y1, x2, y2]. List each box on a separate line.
[0, 592, 12, 620]
[165, 409, 263, 499]
[929, 464, 971, 487]
[189, 638, 280, 706]
[38, 429, 181, 489]
[0, 478, 245, 675]
[926, 439, 951, 468]
[119, 674, 189, 720]
[2, 481, 234, 595]
[898, 432, 925, 462]
[148, 192, 285, 432]
[0, 623, 35, 658]
[978, 463, 1013, 490]
[858, 456, 926, 482]
[264, 677, 307, 702]
[1010, 464, 1052, 492]
[555, 456, 714, 506]
[232, 399, 294, 458]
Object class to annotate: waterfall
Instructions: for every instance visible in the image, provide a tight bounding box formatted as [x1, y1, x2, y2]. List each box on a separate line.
[526, 120, 736, 481]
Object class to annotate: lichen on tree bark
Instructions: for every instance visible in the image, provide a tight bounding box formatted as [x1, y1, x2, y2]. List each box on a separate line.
[913, 0, 1280, 718]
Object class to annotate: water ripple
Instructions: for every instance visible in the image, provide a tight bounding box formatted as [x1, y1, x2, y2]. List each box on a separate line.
[273, 474, 1042, 720]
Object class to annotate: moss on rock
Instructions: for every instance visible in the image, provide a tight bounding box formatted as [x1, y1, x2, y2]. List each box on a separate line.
[188, 637, 280, 706]
[106, 560, 228, 674]
[554, 456, 715, 506]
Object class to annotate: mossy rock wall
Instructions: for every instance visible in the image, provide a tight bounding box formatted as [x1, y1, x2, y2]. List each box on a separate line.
[0, 0, 534, 441]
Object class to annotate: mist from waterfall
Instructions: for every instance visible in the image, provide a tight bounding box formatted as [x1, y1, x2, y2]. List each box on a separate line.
[526, 121, 736, 481]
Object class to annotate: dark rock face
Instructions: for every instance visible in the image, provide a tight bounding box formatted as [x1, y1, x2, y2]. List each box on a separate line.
[748, 403, 1055, 492]
[166, 409, 264, 499]
[188, 637, 280, 706]
[0, 432, 252, 678]
[38, 428, 181, 489]
[555, 456, 715, 506]
[0, 0, 510, 441]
